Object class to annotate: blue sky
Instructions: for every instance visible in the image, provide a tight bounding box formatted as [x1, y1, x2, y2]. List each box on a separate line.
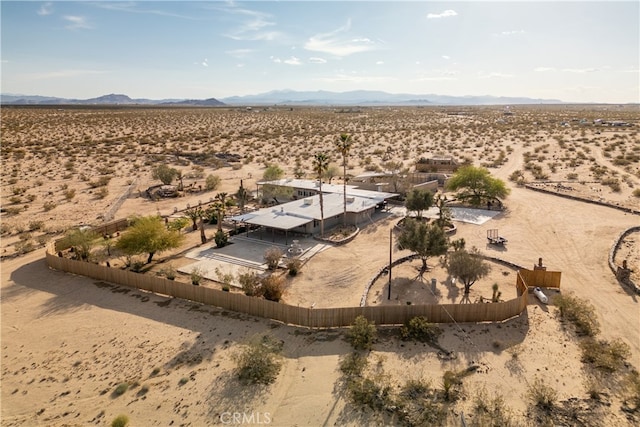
[1, 1, 638, 103]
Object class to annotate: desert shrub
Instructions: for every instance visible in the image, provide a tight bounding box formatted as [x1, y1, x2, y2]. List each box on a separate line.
[263, 246, 283, 270]
[580, 337, 631, 372]
[526, 377, 557, 411]
[14, 240, 35, 255]
[205, 174, 221, 191]
[190, 267, 205, 285]
[347, 315, 377, 350]
[163, 265, 176, 280]
[130, 260, 145, 272]
[64, 188, 76, 200]
[554, 293, 600, 337]
[28, 220, 44, 231]
[94, 187, 109, 199]
[113, 382, 129, 396]
[234, 335, 283, 385]
[43, 201, 57, 212]
[441, 370, 464, 402]
[111, 414, 129, 427]
[286, 257, 302, 276]
[346, 374, 393, 412]
[214, 229, 228, 248]
[238, 270, 260, 296]
[397, 380, 446, 426]
[400, 316, 442, 343]
[339, 352, 368, 379]
[632, 188, 640, 198]
[260, 274, 284, 302]
[470, 387, 515, 427]
[622, 370, 640, 412]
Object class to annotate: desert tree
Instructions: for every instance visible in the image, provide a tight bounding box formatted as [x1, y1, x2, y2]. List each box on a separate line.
[312, 152, 330, 237]
[324, 164, 341, 184]
[446, 247, 490, 295]
[446, 166, 510, 207]
[205, 174, 221, 191]
[65, 227, 98, 261]
[335, 133, 354, 225]
[397, 218, 448, 271]
[383, 160, 410, 193]
[261, 163, 292, 203]
[116, 215, 184, 264]
[434, 193, 452, 228]
[184, 206, 203, 230]
[152, 164, 178, 186]
[405, 188, 434, 220]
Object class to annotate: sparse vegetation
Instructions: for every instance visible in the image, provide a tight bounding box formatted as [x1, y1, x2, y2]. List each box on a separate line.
[554, 293, 600, 337]
[347, 315, 377, 350]
[233, 335, 283, 385]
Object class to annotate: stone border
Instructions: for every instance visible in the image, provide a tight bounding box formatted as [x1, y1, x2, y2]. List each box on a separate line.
[524, 183, 640, 215]
[360, 254, 525, 307]
[314, 226, 360, 246]
[608, 226, 640, 295]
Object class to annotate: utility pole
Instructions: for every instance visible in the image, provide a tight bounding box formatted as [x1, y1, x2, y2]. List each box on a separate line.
[388, 227, 392, 300]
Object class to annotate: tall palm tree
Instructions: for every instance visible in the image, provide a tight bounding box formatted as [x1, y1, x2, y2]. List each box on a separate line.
[312, 152, 330, 237]
[335, 133, 353, 226]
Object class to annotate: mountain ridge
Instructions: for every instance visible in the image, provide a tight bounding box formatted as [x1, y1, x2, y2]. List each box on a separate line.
[0, 90, 566, 106]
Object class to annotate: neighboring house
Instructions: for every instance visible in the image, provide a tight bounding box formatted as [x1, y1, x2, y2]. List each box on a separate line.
[415, 155, 459, 173]
[257, 178, 398, 202]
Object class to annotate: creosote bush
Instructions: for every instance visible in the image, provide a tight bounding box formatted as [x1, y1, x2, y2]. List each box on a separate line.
[580, 337, 631, 373]
[234, 335, 283, 385]
[526, 377, 557, 412]
[260, 274, 285, 302]
[400, 316, 442, 343]
[113, 382, 129, 396]
[347, 315, 377, 350]
[554, 293, 600, 337]
[111, 414, 130, 427]
[263, 246, 283, 270]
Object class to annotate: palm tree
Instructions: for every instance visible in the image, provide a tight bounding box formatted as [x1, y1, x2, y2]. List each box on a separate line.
[335, 133, 353, 226]
[312, 152, 330, 237]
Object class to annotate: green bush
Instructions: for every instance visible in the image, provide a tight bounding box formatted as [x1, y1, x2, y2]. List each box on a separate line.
[400, 316, 442, 343]
[339, 352, 368, 379]
[260, 274, 284, 302]
[347, 315, 377, 350]
[234, 335, 283, 385]
[214, 230, 228, 248]
[554, 293, 600, 337]
[286, 257, 302, 276]
[113, 382, 129, 396]
[111, 414, 129, 427]
[580, 337, 631, 372]
[238, 270, 260, 296]
[526, 377, 557, 412]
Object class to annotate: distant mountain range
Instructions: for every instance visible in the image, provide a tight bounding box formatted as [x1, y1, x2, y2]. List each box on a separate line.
[0, 93, 225, 106]
[1, 90, 564, 106]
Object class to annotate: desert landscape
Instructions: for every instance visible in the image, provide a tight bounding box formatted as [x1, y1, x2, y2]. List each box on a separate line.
[1, 105, 639, 426]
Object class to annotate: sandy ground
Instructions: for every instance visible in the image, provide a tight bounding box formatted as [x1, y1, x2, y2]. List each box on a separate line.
[1, 106, 639, 426]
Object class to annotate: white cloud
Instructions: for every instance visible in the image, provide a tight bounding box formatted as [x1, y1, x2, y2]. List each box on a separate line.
[226, 49, 253, 59]
[284, 56, 301, 66]
[26, 69, 108, 80]
[315, 73, 395, 84]
[224, 6, 281, 41]
[37, 2, 53, 16]
[534, 67, 556, 72]
[562, 68, 599, 73]
[376, 61, 384, 65]
[201, 59, 209, 67]
[427, 10, 457, 19]
[63, 15, 92, 30]
[415, 76, 457, 82]
[478, 72, 514, 79]
[304, 19, 379, 57]
[442, 55, 450, 60]
[309, 57, 327, 64]
[270, 56, 282, 64]
[497, 30, 525, 36]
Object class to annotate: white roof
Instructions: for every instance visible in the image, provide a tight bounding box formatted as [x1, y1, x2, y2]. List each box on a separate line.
[258, 178, 397, 200]
[229, 193, 379, 230]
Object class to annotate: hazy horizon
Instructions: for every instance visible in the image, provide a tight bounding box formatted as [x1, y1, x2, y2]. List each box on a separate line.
[1, 1, 638, 104]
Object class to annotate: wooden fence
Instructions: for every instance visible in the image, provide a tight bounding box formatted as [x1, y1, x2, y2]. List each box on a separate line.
[54, 219, 130, 253]
[519, 269, 562, 289]
[46, 242, 541, 327]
